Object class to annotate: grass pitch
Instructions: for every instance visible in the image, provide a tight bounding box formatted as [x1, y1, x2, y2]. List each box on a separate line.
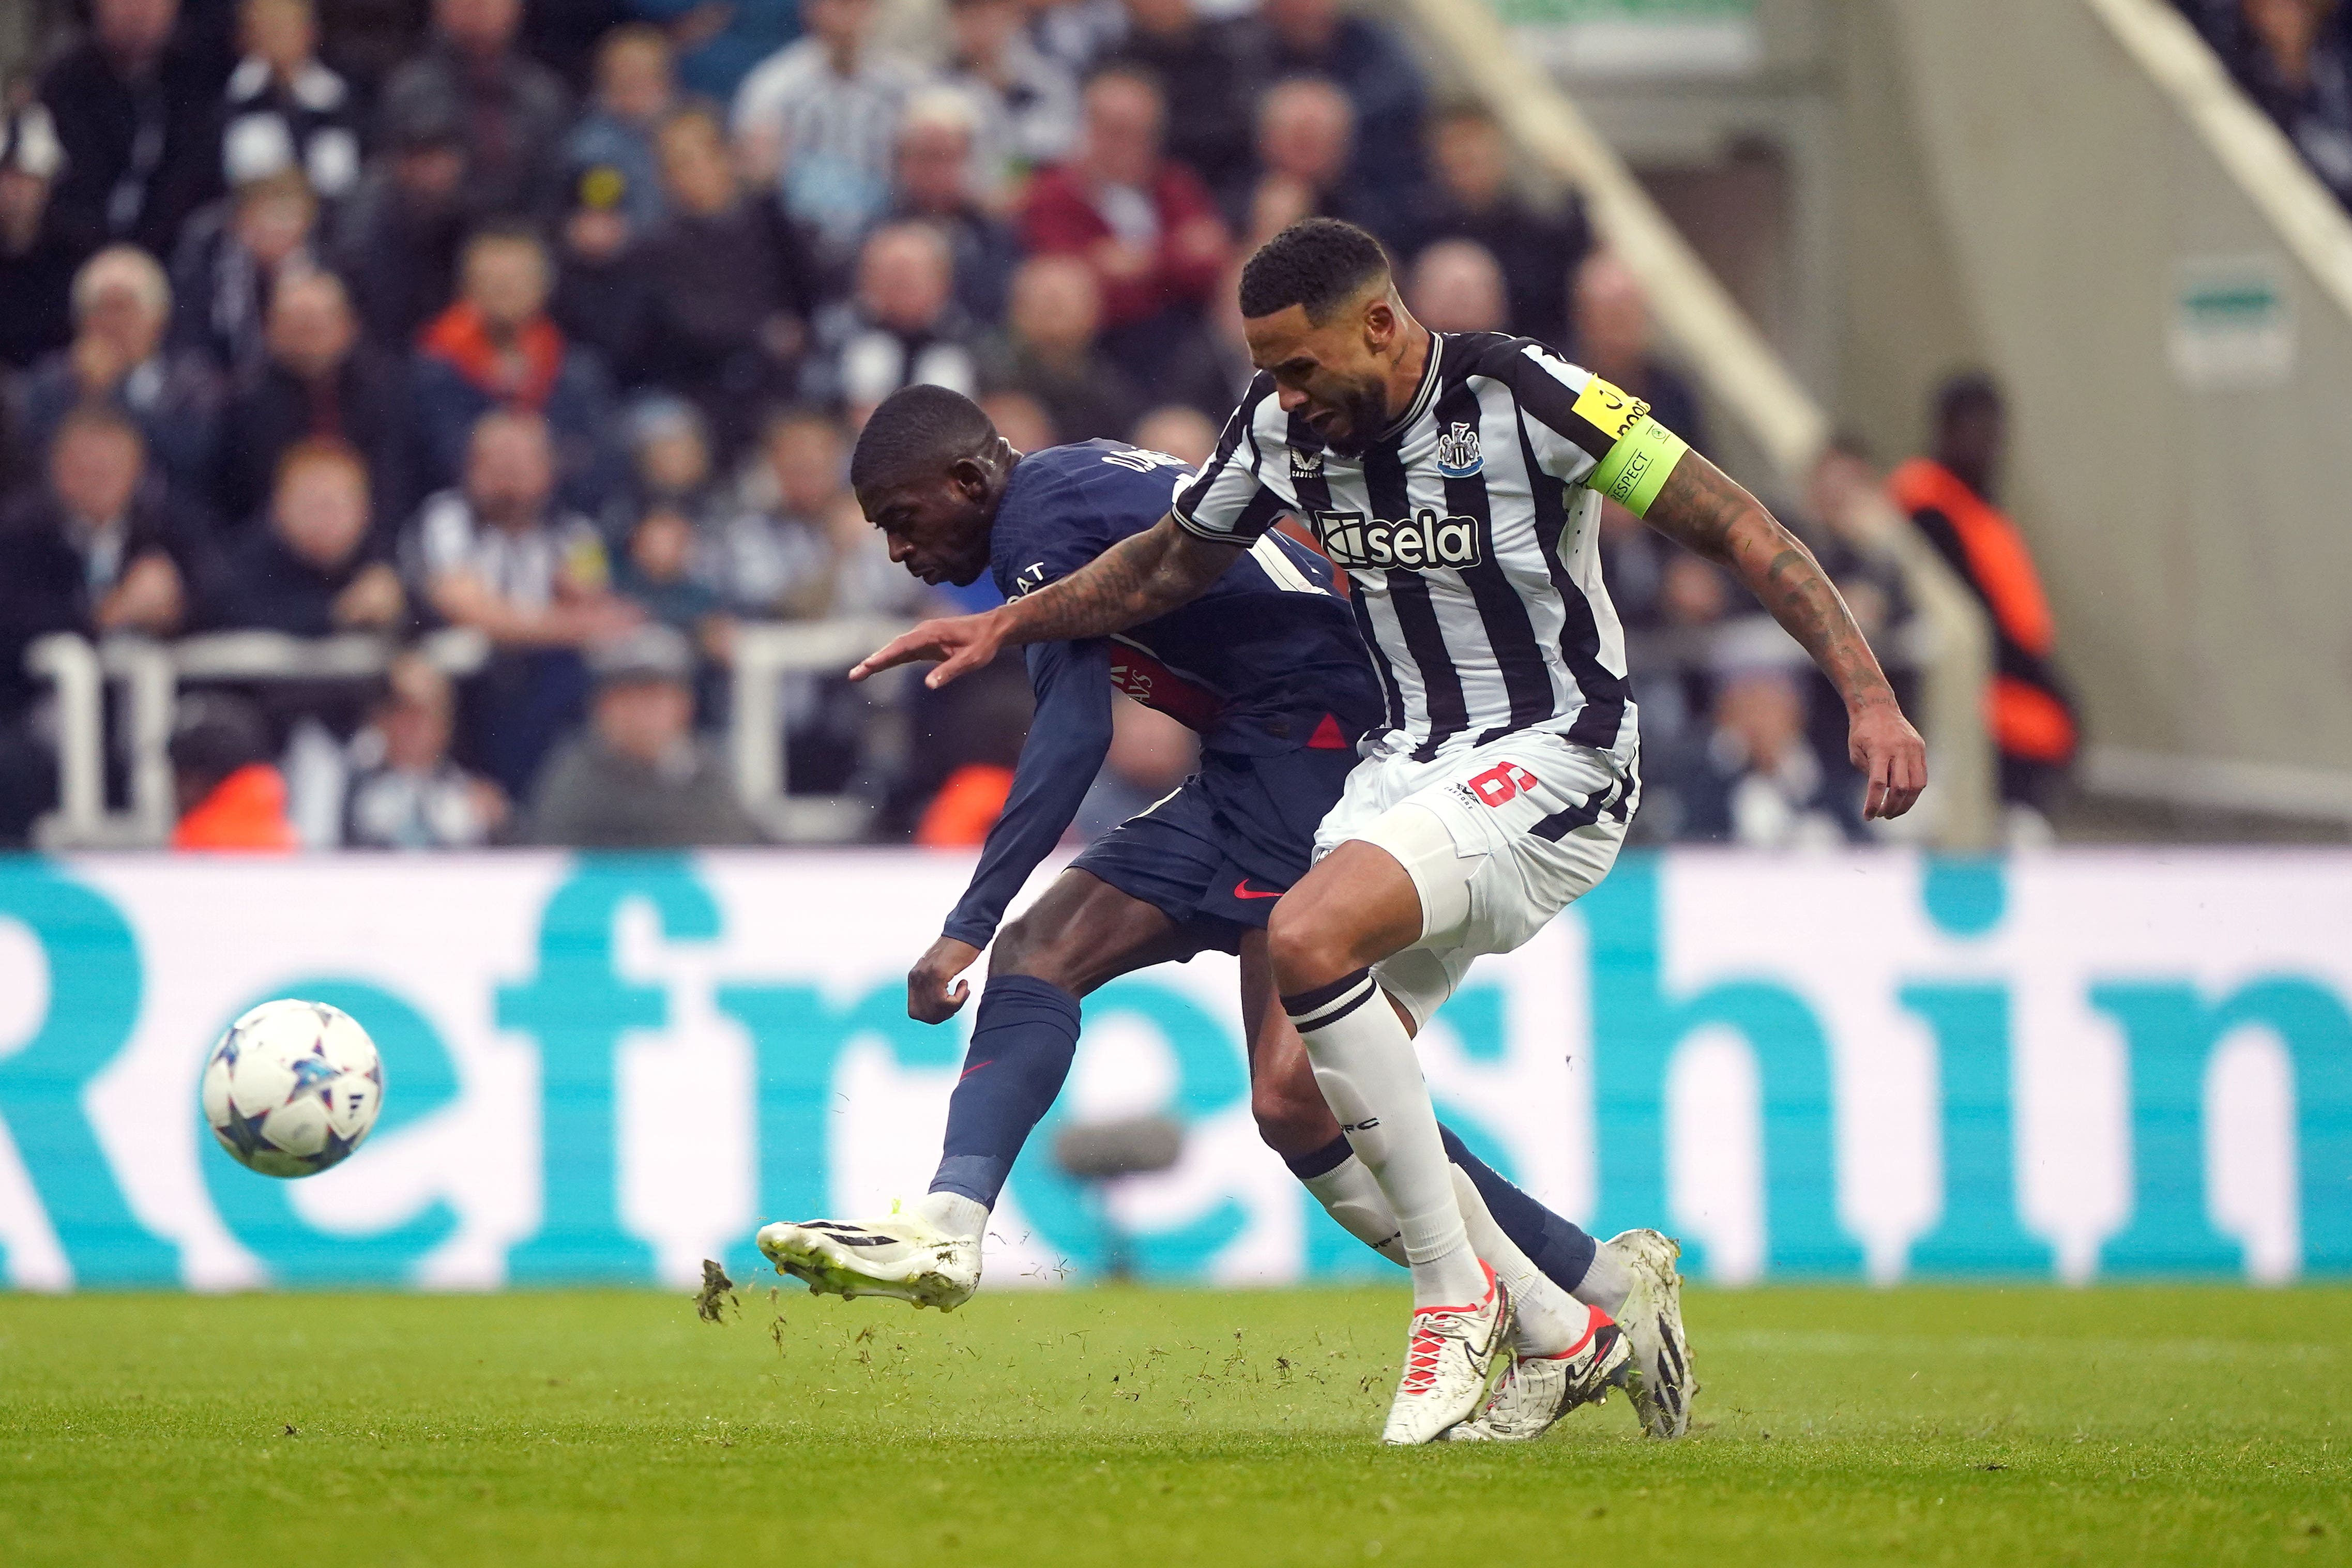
[1, 1283, 2345, 1567]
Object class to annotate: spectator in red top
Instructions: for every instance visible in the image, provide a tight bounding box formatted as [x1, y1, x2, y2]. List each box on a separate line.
[1020, 65, 1229, 384]
[411, 223, 619, 512]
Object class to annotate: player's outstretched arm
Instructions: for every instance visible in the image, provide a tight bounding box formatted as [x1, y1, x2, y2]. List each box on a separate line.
[914, 641, 1116, 1022]
[852, 517, 1242, 689]
[1642, 451, 1929, 820]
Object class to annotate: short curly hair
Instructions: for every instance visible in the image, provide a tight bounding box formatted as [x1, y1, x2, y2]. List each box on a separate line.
[851, 384, 999, 494]
[1238, 218, 1392, 324]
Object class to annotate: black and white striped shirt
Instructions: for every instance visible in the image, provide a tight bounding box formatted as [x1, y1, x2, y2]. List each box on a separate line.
[732, 41, 924, 251]
[1173, 332, 1648, 759]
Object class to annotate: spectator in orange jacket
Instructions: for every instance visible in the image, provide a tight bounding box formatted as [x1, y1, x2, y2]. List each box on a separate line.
[1891, 372, 2077, 823]
[411, 224, 619, 512]
[171, 692, 300, 851]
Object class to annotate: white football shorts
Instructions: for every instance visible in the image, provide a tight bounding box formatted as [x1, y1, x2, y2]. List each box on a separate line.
[1312, 726, 1640, 1032]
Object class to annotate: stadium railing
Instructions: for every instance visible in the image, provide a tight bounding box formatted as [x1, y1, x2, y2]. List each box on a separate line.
[26, 629, 490, 847]
[1384, 0, 2000, 849]
[27, 599, 1963, 849]
[23, 619, 916, 849]
[725, 616, 916, 844]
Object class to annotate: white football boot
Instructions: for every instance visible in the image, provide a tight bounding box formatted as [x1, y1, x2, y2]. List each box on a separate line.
[1446, 1303, 1632, 1442]
[755, 1211, 981, 1311]
[1605, 1229, 1697, 1438]
[1380, 1261, 1514, 1445]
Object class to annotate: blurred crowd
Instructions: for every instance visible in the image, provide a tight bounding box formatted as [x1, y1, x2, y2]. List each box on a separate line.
[0, 0, 2068, 856]
[2181, 0, 2352, 207]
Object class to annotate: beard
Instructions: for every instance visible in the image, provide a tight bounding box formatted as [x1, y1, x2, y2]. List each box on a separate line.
[1316, 377, 1394, 459]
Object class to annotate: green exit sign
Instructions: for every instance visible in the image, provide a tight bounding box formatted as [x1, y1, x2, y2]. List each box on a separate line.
[1496, 0, 1762, 74]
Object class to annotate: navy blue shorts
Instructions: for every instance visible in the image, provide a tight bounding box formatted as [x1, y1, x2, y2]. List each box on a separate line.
[1070, 742, 1360, 953]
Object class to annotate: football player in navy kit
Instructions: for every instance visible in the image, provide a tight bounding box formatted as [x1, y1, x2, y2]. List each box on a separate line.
[757, 386, 1635, 1442]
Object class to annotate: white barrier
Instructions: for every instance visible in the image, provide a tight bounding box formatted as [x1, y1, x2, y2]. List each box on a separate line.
[0, 849, 2344, 1291]
[22, 623, 907, 850]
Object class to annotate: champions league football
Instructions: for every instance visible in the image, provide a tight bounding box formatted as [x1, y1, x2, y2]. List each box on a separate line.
[200, 1000, 384, 1179]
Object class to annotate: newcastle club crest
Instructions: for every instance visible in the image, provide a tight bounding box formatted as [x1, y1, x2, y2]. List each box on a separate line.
[1434, 420, 1483, 479]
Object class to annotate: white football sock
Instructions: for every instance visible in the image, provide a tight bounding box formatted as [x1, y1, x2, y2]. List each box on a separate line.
[914, 1190, 989, 1243]
[1574, 1238, 1634, 1317]
[1299, 1152, 1407, 1263]
[1285, 970, 1484, 1309]
[1451, 1167, 1581, 1355]
[1297, 1148, 1593, 1345]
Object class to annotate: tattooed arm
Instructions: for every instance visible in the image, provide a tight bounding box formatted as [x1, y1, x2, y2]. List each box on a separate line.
[851, 516, 1242, 688]
[1643, 451, 1930, 820]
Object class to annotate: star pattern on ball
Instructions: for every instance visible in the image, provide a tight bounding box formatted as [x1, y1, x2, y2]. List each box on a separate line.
[284, 1051, 342, 1107]
[217, 1098, 274, 1160]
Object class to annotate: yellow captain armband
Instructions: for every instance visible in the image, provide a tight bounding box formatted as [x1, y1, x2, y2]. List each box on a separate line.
[1588, 414, 1691, 519]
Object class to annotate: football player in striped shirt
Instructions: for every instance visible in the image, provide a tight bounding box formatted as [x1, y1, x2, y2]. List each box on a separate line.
[855, 219, 1928, 1443]
[768, 387, 1631, 1443]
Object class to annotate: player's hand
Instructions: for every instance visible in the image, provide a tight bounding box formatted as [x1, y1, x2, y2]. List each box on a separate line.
[907, 936, 982, 1024]
[850, 610, 1006, 688]
[1850, 697, 1928, 820]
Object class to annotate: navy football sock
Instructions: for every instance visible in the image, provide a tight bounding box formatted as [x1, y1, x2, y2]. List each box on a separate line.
[1440, 1125, 1600, 1295]
[1280, 1128, 1600, 1290]
[1280, 1132, 1356, 1181]
[929, 975, 1083, 1209]
[1283, 1132, 1406, 1262]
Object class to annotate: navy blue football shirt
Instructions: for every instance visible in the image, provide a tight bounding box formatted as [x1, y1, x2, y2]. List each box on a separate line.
[939, 440, 1384, 948]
